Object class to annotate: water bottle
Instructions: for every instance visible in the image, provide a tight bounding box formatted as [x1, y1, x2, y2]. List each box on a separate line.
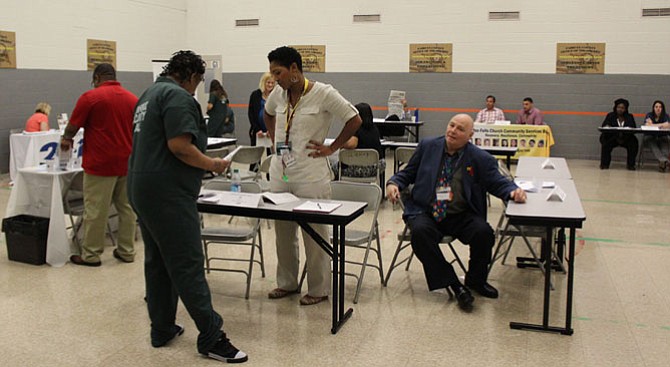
[231, 169, 242, 192]
[414, 108, 419, 123]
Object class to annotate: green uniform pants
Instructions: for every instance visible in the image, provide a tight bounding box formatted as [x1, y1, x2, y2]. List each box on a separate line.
[132, 190, 223, 354]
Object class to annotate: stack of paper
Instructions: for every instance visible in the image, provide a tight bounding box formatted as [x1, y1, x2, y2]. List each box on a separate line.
[293, 201, 342, 213]
[262, 192, 300, 205]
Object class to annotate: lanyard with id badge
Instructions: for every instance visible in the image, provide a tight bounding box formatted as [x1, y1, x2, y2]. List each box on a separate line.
[436, 154, 462, 205]
[280, 78, 309, 182]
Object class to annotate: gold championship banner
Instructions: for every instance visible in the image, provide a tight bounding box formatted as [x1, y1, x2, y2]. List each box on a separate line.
[556, 43, 605, 74]
[290, 45, 325, 72]
[87, 39, 116, 71]
[0, 30, 17, 68]
[471, 123, 555, 158]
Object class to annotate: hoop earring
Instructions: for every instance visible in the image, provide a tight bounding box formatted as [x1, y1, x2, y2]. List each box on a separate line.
[290, 76, 298, 83]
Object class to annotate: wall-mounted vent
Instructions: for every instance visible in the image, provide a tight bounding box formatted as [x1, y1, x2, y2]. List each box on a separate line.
[642, 8, 670, 17]
[353, 14, 381, 23]
[488, 11, 520, 21]
[235, 19, 260, 27]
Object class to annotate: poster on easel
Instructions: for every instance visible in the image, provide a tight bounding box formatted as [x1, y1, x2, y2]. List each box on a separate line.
[290, 45, 326, 72]
[87, 39, 116, 71]
[409, 43, 452, 73]
[556, 43, 605, 74]
[0, 30, 17, 69]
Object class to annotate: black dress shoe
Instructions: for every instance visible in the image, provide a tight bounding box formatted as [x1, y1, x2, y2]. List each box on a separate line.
[600, 164, 609, 170]
[452, 285, 474, 311]
[70, 255, 101, 267]
[465, 281, 499, 299]
[627, 165, 636, 171]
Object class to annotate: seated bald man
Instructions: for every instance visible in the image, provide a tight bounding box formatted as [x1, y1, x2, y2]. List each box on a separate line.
[386, 114, 526, 312]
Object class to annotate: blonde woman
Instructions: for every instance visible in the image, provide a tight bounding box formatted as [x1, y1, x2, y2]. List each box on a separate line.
[247, 72, 275, 146]
[25, 102, 51, 132]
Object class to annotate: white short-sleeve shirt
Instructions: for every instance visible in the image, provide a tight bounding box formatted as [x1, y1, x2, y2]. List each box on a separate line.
[265, 81, 358, 183]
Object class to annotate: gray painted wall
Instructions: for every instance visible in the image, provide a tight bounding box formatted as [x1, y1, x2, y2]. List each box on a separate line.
[3, 70, 669, 173]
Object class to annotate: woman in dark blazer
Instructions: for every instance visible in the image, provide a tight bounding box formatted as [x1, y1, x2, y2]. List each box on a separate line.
[600, 98, 638, 170]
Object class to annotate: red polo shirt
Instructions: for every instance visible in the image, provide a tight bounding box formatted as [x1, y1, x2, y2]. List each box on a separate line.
[69, 81, 138, 176]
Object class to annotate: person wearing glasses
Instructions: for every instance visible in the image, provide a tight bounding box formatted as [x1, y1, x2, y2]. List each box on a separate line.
[127, 51, 247, 363]
[263, 46, 362, 306]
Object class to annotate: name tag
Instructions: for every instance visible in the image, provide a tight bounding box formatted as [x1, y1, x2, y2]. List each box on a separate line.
[436, 185, 453, 202]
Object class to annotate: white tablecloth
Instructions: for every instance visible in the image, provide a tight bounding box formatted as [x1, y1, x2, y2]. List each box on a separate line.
[5, 166, 82, 267]
[9, 130, 84, 182]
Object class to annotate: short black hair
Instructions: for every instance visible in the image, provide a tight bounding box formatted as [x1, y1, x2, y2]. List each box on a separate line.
[523, 97, 534, 103]
[161, 50, 206, 83]
[267, 46, 302, 72]
[486, 95, 496, 102]
[613, 98, 630, 113]
[355, 102, 373, 129]
[93, 63, 116, 80]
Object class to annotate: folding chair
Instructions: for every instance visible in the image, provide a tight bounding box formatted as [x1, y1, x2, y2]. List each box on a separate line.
[383, 198, 466, 297]
[297, 181, 383, 304]
[393, 146, 415, 174]
[227, 146, 265, 181]
[200, 180, 265, 299]
[338, 148, 380, 184]
[63, 171, 117, 248]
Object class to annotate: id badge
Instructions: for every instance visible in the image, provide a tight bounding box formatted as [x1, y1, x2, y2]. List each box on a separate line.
[277, 142, 296, 167]
[436, 185, 453, 202]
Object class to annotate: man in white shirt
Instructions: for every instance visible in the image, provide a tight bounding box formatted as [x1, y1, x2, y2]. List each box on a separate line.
[474, 95, 505, 124]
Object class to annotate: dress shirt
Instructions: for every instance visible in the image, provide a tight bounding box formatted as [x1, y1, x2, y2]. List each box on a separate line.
[475, 108, 505, 123]
[515, 107, 543, 125]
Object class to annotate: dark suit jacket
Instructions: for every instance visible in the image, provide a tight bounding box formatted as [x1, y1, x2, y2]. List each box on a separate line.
[388, 137, 518, 220]
[600, 112, 636, 144]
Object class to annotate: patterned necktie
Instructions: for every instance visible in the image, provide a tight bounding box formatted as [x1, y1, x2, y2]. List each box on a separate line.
[432, 155, 454, 222]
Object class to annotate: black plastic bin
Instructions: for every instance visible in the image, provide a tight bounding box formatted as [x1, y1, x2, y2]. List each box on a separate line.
[2, 215, 49, 265]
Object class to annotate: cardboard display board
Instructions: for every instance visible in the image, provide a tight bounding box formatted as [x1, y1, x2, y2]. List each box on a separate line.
[0, 30, 17, 69]
[556, 43, 605, 74]
[409, 43, 452, 73]
[290, 45, 326, 72]
[87, 39, 117, 71]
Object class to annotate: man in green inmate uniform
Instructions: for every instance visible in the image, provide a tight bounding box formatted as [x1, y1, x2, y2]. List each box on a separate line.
[127, 51, 247, 364]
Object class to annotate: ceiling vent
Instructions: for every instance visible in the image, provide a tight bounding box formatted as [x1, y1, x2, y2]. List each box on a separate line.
[642, 8, 670, 17]
[488, 11, 520, 21]
[235, 19, 260, 27]
[353, 14, 381, 23]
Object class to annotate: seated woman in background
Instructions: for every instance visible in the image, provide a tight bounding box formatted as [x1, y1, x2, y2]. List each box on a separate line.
[600, 98, 638, 170]
[335, 102, 386, 178]
[642, 100, 670, 172]
[206, 79, 229, 137]
[25, 102, 51, 132]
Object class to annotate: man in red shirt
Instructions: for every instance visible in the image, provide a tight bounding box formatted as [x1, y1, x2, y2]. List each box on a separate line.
[61, 63, 138, 266]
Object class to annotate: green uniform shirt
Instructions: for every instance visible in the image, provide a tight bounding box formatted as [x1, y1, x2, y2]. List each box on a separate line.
[206, 93, 228, 137]
[128, 76, 207, 196]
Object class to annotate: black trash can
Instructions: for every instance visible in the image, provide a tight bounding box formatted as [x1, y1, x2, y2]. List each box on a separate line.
[2, 215, 49, 265]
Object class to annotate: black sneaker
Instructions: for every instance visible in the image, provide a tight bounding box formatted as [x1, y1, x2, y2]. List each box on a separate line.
[206, 334, 248, 363]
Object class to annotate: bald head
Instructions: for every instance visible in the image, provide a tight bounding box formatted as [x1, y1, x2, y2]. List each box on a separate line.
[445, 113, 474, 154]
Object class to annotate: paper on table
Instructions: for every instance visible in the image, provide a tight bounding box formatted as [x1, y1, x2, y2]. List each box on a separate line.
[542, 181, 555, 188]
[200, 191, 262, 208]
[197, 192, 220, 203]
[223, 146, 242, 161]
[641, 125, 660, 131]
[515, 180, 538, 193]
[546, 186, 566, 202]
[262, 192, 300, 205]
[494, 120, 511, 125]
[292, 201, 342, 213]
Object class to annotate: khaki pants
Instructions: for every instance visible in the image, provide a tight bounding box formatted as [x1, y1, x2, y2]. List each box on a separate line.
[80, 174, 136, 262]
[271, 178, 332, 297]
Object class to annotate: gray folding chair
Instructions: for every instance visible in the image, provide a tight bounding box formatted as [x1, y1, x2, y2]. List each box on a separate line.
[393, 146, 415, 174]
[227, 146, 265, 181]
[338, 148, 380, 184]
[297, 181, 383, 304]
[384, 197, 466, 297]
[200, 180, 265, 299]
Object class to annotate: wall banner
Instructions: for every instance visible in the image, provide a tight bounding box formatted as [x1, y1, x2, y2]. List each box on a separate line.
[556, 43, 605, 74]
[0, 30, 17, 69]
[409, 43, 452, 73]
[87, 39, 117, 71]
[290, 45, 326, 72]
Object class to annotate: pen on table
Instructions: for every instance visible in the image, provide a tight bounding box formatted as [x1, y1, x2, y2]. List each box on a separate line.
[317, 203, 322, 209]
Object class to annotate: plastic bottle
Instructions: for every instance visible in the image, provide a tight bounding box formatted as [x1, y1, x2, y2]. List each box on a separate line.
[231, 169, 242, 192]
[414, 108, 419, 123]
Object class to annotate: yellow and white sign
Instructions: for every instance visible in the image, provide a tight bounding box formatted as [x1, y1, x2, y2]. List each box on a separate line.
[556, 43, 605, 74]
[87, 39, 116, 71]
[409, 43, 452, 73]
[0, 30, 17, 69]
[472, 123, 555, 158]
[291, 45, 326, 73]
